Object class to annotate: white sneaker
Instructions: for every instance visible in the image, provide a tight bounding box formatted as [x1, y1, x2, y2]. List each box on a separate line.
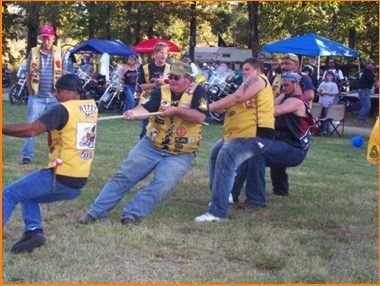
[229, 194, 234, 204]
[194, 212, 224, 222]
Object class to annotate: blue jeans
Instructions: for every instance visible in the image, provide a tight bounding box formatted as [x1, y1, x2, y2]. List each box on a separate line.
[140, 119, 149, 139]
[357, 88, 371, 121]
[233, 142, 307, 205]
[87, 136, 195, 221]
[207, 137, 272, 218]
[122, 84, 136, 113]
[21, 96, 58, 159]
[2, 169, 81, 233]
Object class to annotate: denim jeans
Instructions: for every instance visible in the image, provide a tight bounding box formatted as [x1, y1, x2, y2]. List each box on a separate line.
[87, 136, 195, 221]
[357, 88, 372, 121]
[122, 84, 136, 113]
[2, 169, 81, 233]
[207, 137, 272, 218]
[21, 96, 58, 159]
[233, 141, 307, 205]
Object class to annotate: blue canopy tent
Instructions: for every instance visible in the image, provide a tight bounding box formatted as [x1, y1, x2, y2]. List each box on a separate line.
[69, 39, 137, 79]
[262, 33, 360, 79]
[70, 39, 136, 56]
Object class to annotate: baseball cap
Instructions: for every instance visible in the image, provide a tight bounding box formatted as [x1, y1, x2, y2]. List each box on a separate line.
[282, 53, 299, 63]
[170, 62, 192, 76]
[55, 74, 84, 94]
[39, 25, 55, 37]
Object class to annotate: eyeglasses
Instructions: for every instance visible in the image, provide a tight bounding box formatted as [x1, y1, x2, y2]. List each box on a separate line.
[168, 74, 183, 81]
[328, 61, 335, 64]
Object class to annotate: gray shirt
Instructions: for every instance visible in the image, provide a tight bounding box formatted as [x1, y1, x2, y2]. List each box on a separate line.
[26, 45, 67, 97]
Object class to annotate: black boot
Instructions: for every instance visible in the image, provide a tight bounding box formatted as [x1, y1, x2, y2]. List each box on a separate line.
[11, 229, 46, 254]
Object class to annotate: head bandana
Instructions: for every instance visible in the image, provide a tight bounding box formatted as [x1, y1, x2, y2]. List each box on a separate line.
[281, 72, 302, 83]
[55, 74, 84, 95]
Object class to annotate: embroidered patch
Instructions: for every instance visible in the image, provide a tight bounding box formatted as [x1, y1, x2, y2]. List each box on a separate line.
[176, 127, 186, 136]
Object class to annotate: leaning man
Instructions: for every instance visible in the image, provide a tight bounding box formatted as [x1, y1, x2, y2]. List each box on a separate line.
[2, 74, 98, 253]
[78, 62, 208, 227]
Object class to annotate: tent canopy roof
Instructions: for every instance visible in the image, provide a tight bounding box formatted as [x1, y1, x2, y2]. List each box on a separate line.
[263, 33, 358, 58]
[70, 39, 136, 56]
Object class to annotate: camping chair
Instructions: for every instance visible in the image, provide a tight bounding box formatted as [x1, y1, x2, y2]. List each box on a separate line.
[311, 102, 323, 134]
[318, 104, 346, 137]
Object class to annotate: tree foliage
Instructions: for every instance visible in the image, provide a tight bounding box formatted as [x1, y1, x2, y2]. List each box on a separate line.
[2, 1, 378, 68]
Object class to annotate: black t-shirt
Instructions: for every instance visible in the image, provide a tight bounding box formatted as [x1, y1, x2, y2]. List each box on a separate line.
[142, 84, 209, 116]
[138, 62, 167, 84]
[39, 105, 88, 189]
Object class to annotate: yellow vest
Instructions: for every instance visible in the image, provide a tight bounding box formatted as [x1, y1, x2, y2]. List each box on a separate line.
[223, 75, 274, 141]
[139, 63, 171, 105]
[30, 45, 63, 94]
[271, 73, 282, 98]
[145, 84, 202, 154]
[47, 100, 98, 177]
[367, 118, 379, 165]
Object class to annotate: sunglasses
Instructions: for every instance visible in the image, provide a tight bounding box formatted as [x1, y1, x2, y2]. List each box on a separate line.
[271, 63, 278, 65]
[168, 74, 183, 81]
[258, 57, 265, 60]
[328, 61, 335, 64]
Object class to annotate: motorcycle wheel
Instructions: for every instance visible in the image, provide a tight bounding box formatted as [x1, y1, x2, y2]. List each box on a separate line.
[9, 85, 23, 104]
[208, 99, 225, 122]
[2, 76, 11, 88]
[97, 100, 107, 113]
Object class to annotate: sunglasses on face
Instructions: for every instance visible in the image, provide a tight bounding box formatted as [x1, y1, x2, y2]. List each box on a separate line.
[271, 63, 278, 65]
[329, 62, 335, 64]
[168, 74, 183, 81]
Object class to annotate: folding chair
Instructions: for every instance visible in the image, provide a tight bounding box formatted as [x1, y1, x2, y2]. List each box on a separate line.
[311, 102, 322, 135]
[318, 104, 346, 137]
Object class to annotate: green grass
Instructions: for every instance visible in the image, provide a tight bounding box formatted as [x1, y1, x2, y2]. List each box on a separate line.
[2, 100, 378, 284]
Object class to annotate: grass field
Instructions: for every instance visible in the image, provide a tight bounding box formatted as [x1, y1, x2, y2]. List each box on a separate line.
[1, 101, 378, 284]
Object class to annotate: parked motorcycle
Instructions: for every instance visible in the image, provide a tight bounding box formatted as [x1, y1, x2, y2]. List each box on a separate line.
[2, 65, 12, 88]
[204, 73, 237, 122]
[9, 62, 28, 104]
[97, 64, 125, 113]
[77, 69, 106, 101]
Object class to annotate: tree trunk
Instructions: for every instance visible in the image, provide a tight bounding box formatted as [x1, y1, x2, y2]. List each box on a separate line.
[26, 3, 40, 54]
[189, 2, 197, 61]
[247, 2, 259, 57]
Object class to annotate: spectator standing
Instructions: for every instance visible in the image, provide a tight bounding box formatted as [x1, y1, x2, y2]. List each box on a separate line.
[78, 62, 208, 227]
[194, 58, 275, 222]
[118, 54, 139, 113]
[66, 52, 77, 74]
[322, 57, 344, 96]
[267, 60, 280, 82]
[180, 54, 200, 80]
[79, 53, 94, 74]
[227, 62, 243, 86]
[356, 59, 376, 126]
[317, 71, 338, 133]
[137, 42, 171, 139]
[257, 52, 269, 76]
[2, 74, 98, 254]
[307, 56, 319, 87]
[21, 25, 67, 165]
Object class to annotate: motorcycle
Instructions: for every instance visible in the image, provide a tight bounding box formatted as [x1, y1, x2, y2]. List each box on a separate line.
[77, 69, 106, 101]
[204, 72, 237, 122]
[9, 62, 28, 104]
[97, 64, 125, 113]
[2, 65, 12, 88]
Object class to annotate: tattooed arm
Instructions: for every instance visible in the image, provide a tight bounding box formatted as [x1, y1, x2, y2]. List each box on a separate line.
[209, 75, 266, 113]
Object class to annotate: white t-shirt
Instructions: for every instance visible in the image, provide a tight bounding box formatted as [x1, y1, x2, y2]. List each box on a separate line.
[318, 81, 338, 107]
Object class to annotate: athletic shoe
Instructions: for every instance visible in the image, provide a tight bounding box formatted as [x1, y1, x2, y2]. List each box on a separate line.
[11, 229, 46, 254]
[194, 212, 225, 222]
[20, 158, 31, 165]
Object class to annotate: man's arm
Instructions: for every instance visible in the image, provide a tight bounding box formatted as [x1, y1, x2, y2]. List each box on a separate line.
[3, 120, 48, 138]
[209, 75, 265, 113]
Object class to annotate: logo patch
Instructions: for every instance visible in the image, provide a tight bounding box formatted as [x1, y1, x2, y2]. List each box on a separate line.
[176, 127, 186, 136]
[161, 99, 170, 107]
[175, 137, 188, 144]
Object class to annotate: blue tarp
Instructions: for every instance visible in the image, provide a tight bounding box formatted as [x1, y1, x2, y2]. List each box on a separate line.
[263, 33, 358, 57]
[70, 39, 136, 56]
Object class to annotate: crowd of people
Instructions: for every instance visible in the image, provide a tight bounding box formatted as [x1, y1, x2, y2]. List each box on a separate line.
[2, 24, 378, 253]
